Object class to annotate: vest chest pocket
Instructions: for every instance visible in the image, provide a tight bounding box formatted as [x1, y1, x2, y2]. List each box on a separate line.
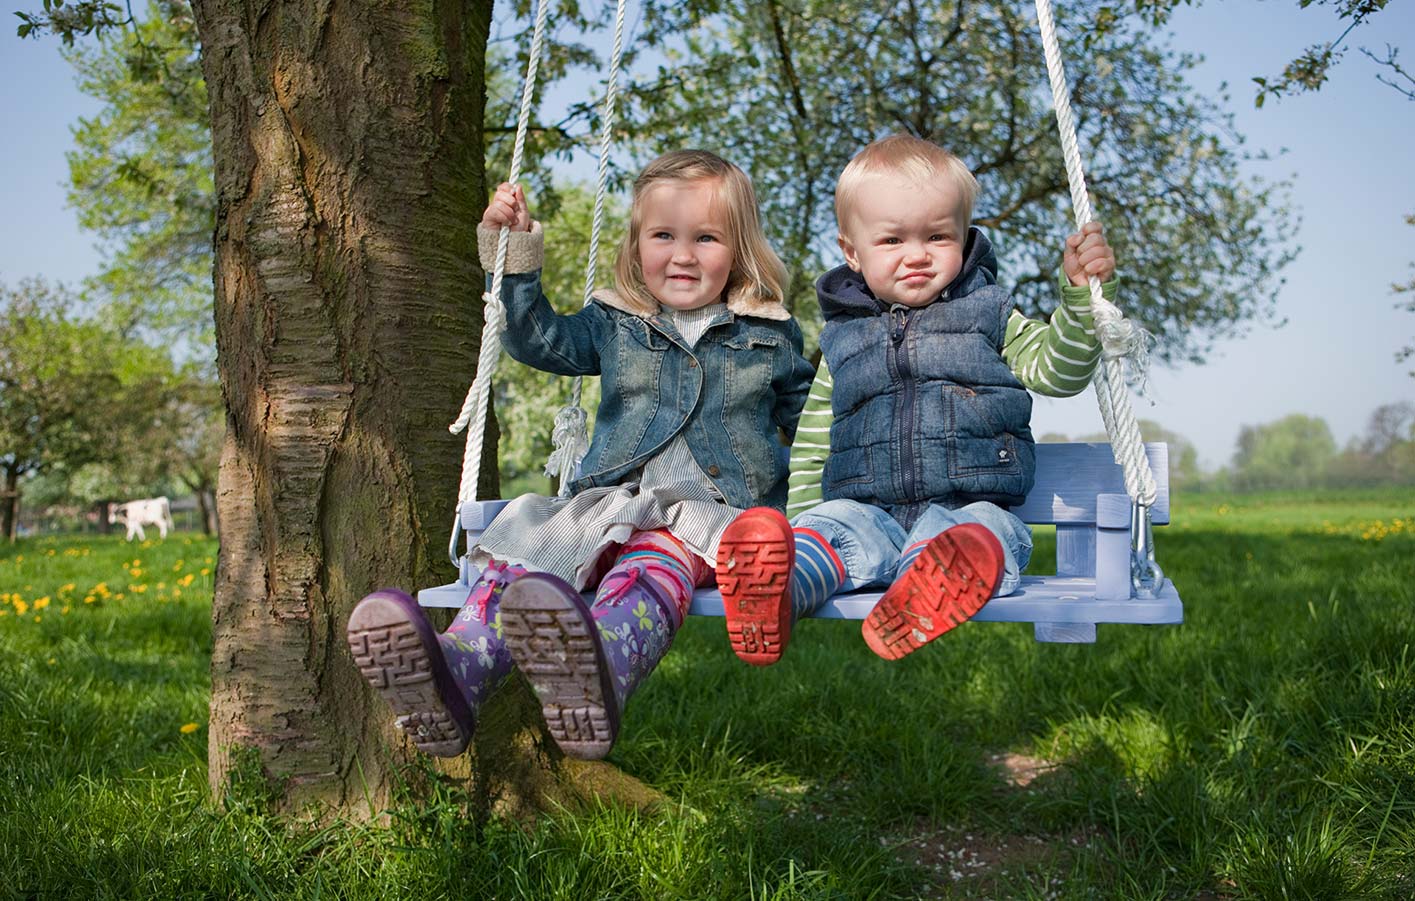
[943, 385, 1023, 477]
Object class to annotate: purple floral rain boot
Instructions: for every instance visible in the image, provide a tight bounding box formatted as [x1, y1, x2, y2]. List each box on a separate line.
[345, 563, 525, 757]
[438, 561, 526, 710]
[499, 567, 679, 760]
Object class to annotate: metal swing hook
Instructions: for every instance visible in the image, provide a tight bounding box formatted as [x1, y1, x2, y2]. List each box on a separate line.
[1130, 502, 1165, 599]
[447, 508, 465, 570]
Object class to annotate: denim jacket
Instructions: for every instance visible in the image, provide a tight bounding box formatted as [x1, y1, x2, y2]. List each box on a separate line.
[481, 225, 814, 511]
[816, 227, 1036, 523]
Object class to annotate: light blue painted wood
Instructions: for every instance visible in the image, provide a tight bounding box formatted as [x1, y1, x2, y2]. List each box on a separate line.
[1034, 622, 1098, 643]
[1012, 443, 1169, 525]
[1055, 524, 1094, 578]
[418, 442, 1184, 641]
[460, 499, 511, 530]
[423, 572, 1184, 625]
[1095, 493, 1132, 602]
[683, 575, 1182, 623]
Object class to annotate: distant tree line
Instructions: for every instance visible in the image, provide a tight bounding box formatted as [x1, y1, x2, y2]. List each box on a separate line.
[0, 277, 219, 541]
[1046, 403, 1415, 493]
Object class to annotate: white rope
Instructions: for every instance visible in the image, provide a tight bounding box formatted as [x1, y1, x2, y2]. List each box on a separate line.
[544, 0, 630, 494]
[1034, 0, 1158, 507]
[449, 0, 552, 506]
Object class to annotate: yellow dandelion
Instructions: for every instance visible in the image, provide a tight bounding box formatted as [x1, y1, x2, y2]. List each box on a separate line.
[46, 549, 56, 556]
[114, 593, 125, 600]
[13, 600, 27, 615]
[61, 607, 70, 615]
[173, 561, 184, 572]
[33, 615, 41, 623]
[59, 583, 75, 594]
[180, 722, 200, 734]
[200, 568, 210, 577]
[84, 596, 95, 604]
[34, 597, 50, 610]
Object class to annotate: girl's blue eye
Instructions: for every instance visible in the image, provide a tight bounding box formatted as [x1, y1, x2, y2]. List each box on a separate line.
[931, 234, 948, 242]
[883, 237, 901, 245]
[697, 234, 719, 243]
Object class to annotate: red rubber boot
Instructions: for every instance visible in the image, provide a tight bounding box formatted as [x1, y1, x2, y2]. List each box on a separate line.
[715, 507, 795, 666]
[861, 523, 1004, 660]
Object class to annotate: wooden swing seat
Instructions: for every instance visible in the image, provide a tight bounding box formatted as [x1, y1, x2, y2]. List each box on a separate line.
[418, 442, 1183, 644]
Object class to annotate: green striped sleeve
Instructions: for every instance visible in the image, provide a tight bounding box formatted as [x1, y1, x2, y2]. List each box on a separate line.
[786, 361, 833, 516]
[1003, 274, 1114, 398]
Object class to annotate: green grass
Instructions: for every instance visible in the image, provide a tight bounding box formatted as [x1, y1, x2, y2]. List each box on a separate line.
[2, 491, 1413, 899]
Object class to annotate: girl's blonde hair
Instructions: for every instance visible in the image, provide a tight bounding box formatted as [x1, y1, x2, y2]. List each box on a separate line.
[835, 134, 980, 232]
[614, 150, 788, 313]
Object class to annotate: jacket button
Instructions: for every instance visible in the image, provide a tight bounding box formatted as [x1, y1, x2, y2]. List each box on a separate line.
[707, 464, 720, 476]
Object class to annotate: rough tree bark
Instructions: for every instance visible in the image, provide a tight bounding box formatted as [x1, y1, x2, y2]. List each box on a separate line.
[190, 0, 618, 817]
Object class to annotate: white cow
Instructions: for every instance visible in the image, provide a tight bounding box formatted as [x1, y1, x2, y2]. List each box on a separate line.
[110, 496, 176, 541]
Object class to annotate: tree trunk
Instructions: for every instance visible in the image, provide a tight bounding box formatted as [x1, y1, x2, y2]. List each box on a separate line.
[197, 487, 217, 536]
[192, 0, 575, 816]
[1, 465, 18, 543]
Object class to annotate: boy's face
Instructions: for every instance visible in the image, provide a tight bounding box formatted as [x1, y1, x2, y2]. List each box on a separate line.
[838, 174, 967, 308]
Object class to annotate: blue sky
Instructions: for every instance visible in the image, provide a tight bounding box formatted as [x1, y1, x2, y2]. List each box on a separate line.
[2, 2, 1412, 468]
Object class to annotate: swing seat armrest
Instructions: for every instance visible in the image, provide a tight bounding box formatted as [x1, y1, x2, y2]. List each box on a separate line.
[459, 499, 512, 531]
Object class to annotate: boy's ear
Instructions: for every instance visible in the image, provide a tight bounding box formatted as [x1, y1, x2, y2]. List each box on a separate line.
[838, 233, 862, 272]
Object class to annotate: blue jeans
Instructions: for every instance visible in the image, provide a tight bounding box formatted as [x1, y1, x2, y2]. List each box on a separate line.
[792, 499, 1032, 598]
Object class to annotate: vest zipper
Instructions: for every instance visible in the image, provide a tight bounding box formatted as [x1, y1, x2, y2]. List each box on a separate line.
[889, 304, 918, 503]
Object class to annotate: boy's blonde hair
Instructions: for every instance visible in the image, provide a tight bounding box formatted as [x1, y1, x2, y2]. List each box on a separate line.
[615, 150, 788, 312]
[834, 134, 980, 232]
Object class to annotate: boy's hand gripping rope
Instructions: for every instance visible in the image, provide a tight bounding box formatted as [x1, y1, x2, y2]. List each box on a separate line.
[1034, 0, 1163, 597]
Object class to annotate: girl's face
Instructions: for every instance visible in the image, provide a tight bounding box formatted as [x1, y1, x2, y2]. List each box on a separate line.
[637, 179, 735, 312]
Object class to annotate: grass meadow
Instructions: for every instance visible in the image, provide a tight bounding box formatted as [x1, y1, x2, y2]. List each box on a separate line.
[1, 490, 1412, 899]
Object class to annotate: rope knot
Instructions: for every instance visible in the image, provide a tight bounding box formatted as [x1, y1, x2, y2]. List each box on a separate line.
[544, 403, 590, 495]
[1095, 314, 1153, 397]
[481, 291, 505, 332]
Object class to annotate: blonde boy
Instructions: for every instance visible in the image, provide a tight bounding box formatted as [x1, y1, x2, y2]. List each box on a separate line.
[715, 134, 1116, 665]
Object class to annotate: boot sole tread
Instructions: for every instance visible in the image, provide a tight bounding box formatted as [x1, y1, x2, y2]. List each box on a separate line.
[347, 616, 469, 757]
[717, 531, 793, 666]
[863, 528, 1002, 660]
[501, 590, 617, 758]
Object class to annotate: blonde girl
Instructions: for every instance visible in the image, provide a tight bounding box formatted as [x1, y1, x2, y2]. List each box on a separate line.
[347, 150, 813, 760]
